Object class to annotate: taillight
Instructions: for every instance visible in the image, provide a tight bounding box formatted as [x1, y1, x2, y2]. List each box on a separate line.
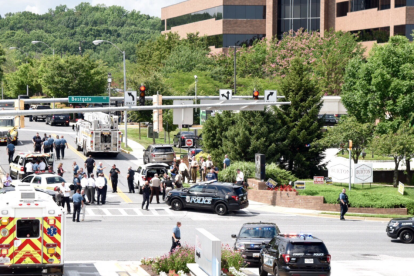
[231, 195, 239, 201]
[181, 136, 185, 139]
[20, 167, 24, 172]
[192, 150, 195, 154]
[282, 254, 290, 263]
[1, 249, 8, 256]
[66, 121, 69, 123]
[52, 115, 55, 119]
[327, 254, 331, 263]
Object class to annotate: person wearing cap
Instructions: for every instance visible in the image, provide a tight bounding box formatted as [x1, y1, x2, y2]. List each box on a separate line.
[190, 157, 199, 183]
[206, 155, 214, 170]
[109, 164, 120, 193]
[127, 166, 135, 193]
[54, 135, 61, 159]
[150, 173, 161, 203]
[236, 169, 244, 186]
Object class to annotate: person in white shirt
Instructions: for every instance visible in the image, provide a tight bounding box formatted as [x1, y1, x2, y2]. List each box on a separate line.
[95, 174, 106, 205]
[60, 182, 71, 214]
[206, 155, 214, 170]
[178, 161, 190, 183]
[25, 161, 33, 173]
[80, 175, 89, 205]
[2, 173, 12, 187]
[236, 169, 245, 186]
[38, 160, 46, 171]
[87, 174, 96, 204]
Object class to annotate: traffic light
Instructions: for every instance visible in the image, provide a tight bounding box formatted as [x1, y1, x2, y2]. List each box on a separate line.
[253, 89, 259, 100]
[139, 85, 146, 106]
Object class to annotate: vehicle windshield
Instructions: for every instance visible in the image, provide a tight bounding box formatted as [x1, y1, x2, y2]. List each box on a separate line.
[0, 119, 14, 127]
[181, 132, 194, 136]
[36, 106, 51, 109]
[154, 147, 174, 153]
[239, 226, 278, 238]
[288, 243, 328, 254]
[46, 176, 66, 184]
[234, 187, 247, 195]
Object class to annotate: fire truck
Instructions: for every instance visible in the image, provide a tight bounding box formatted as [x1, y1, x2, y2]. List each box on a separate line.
[73, 112, 121, 157]
[0, 183, 65, 275]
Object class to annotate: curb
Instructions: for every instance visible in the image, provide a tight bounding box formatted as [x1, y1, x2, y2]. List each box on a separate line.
[137, 265, 151, 276]
[295, 213, 391, 222]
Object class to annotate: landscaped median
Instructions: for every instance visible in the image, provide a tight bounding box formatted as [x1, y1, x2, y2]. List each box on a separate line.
[247, 180, 414, 215]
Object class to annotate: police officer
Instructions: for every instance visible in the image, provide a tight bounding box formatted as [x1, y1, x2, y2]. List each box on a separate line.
[205, 168, 217, 182]
[32, 133, 43, 153]
[84, 155, 95, 177]
[48, 135, 54, 153]
[127, 166, 135, 193]
[42, 137, 51, 153]
[60, 135, 68, 159]
[339, 188, 349, 220]
[6, 142, 15, 163]
[142, 181, 151, 210]
[109, 164, 120, 193]
[54, 135, 61, 159]
[170, 222, 182, 253]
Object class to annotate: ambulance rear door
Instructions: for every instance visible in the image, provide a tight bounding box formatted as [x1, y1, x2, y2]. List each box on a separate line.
[42, 216, 62, 265]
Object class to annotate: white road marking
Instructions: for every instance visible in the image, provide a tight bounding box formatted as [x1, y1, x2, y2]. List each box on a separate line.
[81, 207, 179, 217]
[86, 208, 95, 216]
[150, 209, 160, 216]
[133, 208, 143, 216]
[118, 209, 128, 216]
[102, 209, 113, 216]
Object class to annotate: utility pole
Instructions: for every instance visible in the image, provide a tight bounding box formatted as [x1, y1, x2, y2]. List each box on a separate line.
[349, 140, 352, 191]
[228, 45, 241, 94]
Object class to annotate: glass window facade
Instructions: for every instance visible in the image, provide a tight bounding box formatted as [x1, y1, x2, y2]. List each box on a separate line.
[277, 0, 320, 39]
[395, 0, 414, 7]
[337, 2, 349, 17]
[166, 5, 266, 30]
[350, 0, 390, 11]
[394, 25, 414, 41]
[351, 27, 390, 43]
[204, 34, 266, 48]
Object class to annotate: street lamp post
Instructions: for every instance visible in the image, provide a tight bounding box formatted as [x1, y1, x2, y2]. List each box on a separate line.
[31, 41, 54, 57]
[93, 40, 128, 147]
[107, 73, 112, 108]
[228, 45, 241, 94]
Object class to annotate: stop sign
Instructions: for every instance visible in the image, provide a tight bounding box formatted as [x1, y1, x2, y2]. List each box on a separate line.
[186, 139, 193, 147]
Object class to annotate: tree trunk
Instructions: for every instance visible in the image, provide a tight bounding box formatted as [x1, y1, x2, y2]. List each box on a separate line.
[352, 149, 360, 164]
[288, 158, 294, 172]
[406, 157, 411, 185]
[393, 157, 400, 188]
[138, 123, 141, 140]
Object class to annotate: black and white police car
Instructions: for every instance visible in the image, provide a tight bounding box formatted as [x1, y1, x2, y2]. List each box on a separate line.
[386, 216, 414, 243]
[165, 181, 249, 215]
[259, 234, 331, 276]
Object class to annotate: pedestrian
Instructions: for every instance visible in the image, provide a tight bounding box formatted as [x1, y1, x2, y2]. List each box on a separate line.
[205, 168, 217, 182]
[127, 166, 135, 193]
[96, 173, 106, 205]
[60, 135, 68, 159]
[150, 173, 161, 204]
[73, 161, 79, 176]
[339, 188, 349, 220]
[164, 176, 174, 198]
[42, 137, 51, 153]
[54, 135, 61, 159]
[223, 154, 231, 169]
[178, 160, 190, 183]
[206, 155, 214, 170]
[88, 174, 96, 204]
[6, 142, 15, 164]
[190, 157, 198, 183]
[33, 133, 43, 153]
[170, 222, 182, 253]
[38, 159, 46, 171]
[73, 173, 82, 192]
[236, 169, 244, 186]
[199, 157, 206, 181]
[2, 173, 12, 187]
[80, 174, 90, 205]
[42, 133, 48, 143]
[56, 163, 65, 177]
[161, 173, 167, 200]
[96, 162, 105, 176]
[60, 182, 71, 214]
[29, 106, 33, 122]
[32, 160, 39, 172]
[84, 155, 95, 177]
[25, 160, 33, 175]
[78, 168, 85, 180]
[142, 180, 151, 210]
[171, 158, 179, 181]
[48, 135, 54, 153]
[109, 164, 120, 193]
[174, 172, 183, 189]
[72, 189, 84, 222]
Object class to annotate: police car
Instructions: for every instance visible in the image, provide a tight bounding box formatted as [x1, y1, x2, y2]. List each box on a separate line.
[165, 182, 249, 215]
[232, 222, 280, 265]
[259, 234, 331, 276]
[386, 216, 414, 243]
[9, 152, 54, 179]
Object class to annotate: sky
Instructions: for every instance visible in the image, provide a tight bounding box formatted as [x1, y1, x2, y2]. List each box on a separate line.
[0, 0, 184, 18]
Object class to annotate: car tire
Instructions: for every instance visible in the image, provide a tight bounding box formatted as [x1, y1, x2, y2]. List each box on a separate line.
[399, 229, 414, 243]
[215, 203, 227, 216]
[34, 117, 37, 122]
[273, 265, 280, 276]
[171, 199, 183, 211]
[259, 263, 268, 276]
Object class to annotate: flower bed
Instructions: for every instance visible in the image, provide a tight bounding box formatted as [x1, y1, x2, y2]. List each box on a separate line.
[266, 183, 296, 192]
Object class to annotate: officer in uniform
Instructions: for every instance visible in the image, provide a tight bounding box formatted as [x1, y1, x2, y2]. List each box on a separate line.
[42, 137, 51, 153]
[48, 135, 54, 153]
[60, 135, 68, 159]
[6, 142, 15, 163]
[32, 133, 43, 153]
[339, 188, 349, 220]
[54, 135, 61, 160]
[127, 166, 135, 193]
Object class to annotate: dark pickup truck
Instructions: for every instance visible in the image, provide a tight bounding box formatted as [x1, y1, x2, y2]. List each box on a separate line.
[46, 114, 71, 126]
[33, 105, 51, 121]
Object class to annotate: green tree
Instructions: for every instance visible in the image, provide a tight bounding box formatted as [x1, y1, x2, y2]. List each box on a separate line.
[162, 109, 178, 143]
[317, 116, 375, 163]
[40, 55, 107, 97]
[0, 45, 5, 83]
[4, 61, 42, 98]
[273, 58, 325, 178]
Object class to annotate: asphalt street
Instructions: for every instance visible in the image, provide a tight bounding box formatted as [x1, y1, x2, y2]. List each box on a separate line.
[1, 118, 413, 276]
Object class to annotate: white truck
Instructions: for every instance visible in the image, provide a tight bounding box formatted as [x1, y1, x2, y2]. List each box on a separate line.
[73, 112, 121, 157]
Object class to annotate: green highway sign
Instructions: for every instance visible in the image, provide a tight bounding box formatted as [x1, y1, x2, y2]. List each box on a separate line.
[68, 96, 110, 104]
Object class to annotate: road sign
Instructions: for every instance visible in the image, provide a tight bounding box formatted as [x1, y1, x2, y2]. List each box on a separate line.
[219, 89, 232, 100]
[265, 90, 277, 102]
[68, 96, 109, 104]
[124, 91, 137, 106]
[200, 100, 264, 111]
[186, 139, 193, 147]
[294, 181, 306, 190]
[313, 176, 324, 184]
[398, 182, 405, 195]
[173, 100, 193, 125]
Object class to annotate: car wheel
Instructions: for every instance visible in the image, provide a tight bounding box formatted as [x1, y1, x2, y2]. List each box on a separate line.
[399, 229, 414, 243]
[215, 203, 227, 216]
[259, 263, 268, 276]
[171, 199, 183, 211]
[273, 265, 280, 276]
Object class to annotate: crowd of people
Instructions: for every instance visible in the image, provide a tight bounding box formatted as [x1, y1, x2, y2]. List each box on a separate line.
[31, 132, 68, 159]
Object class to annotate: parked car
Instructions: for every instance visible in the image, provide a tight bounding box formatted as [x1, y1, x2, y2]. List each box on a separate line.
[173, 131, 198, 148]
[33, 105, 51, 121]
[46, 114, 71, 126]
[143, 145, 175, 165]
[9, 152, 54, 179]
[134, 163, 170, 194]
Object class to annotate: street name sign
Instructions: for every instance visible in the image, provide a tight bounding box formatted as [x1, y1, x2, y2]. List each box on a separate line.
[265, 90, 277, 102]
[125, 91, 137, 106]
[200, 100, 264, 111]
[68, 96, 109, 104]
[219, 89, 232, 100]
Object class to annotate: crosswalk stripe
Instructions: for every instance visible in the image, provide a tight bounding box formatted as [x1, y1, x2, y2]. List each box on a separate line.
[102, 209, 113, 216]
[133, 208, 143, 216]
[150, 209, 160, 216]
[118, 209, 128, 216]
[87, 208, 95, 216]
[164, 208, 174, 216]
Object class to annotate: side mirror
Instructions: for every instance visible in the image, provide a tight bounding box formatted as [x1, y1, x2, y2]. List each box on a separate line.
[231, 234, 237, 238]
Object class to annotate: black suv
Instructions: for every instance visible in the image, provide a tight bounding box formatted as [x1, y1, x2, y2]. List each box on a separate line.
[232, 222, 280, 266]
[259, 234, 331, 276]
[165, 182, 249, 215]
[386, 216, 414, 243]
[33, 105, 51, 121]
[173, 131, 198, 148]
[46, 114, 71, 126]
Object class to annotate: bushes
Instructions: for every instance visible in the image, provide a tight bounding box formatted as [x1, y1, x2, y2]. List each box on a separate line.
[265, 163, 297, 185]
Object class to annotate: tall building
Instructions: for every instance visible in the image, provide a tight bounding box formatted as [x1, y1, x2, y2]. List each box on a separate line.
[161, 0, 414, 51]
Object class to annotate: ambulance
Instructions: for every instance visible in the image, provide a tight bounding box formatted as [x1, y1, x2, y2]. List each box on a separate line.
[0, 183, 65, 275]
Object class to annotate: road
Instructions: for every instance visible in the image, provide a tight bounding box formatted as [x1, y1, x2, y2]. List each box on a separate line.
[0, 117, 413, 276]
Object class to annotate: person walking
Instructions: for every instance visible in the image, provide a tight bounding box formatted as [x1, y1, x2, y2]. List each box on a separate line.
[60, 136, 68, 159]
[88, 174, 96, 204]
[190, 158, 198, 183]
[73, 162, 79, 176]
[72, 189, 84, 222]
[29, 106, 33, 122]
[48, 135, 54, 153]
[96, 173, 106, 205]
[60, 182, 71, 214]
[142, 181, 151, 210]
[223, 154, 231, 169]
[170, 222, 182, 253]
[54, 135, 61, 159]
[80, 174, 90, 205]
[150, 174, 161, 204]
[174, 172, 183, 189]
[96, 162, 105, 176]
[84, 155, 95, 177]
[6, 142, 15, 164]
[178, 161, 190, 184]
[109, 164, 120, 193]
[42, 137, 50, 153]
[127, 166, 135, 193]
[57, 163, 65, 177]
[339, 188, 349, 220]
[42, 133, 48, 143]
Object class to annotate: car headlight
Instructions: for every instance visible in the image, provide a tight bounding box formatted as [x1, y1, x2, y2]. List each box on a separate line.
[236, 243, 245, 250]
[391, 222, 399, 227]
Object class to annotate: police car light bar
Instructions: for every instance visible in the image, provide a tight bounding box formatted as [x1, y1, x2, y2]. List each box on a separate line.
[280, 233, 313, 239]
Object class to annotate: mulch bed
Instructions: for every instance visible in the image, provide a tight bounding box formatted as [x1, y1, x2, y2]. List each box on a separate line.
[140, 265, 192, 276]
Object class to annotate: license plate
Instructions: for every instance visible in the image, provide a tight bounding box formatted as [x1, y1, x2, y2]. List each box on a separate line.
[253, 253, 260, 258]
[305, 259, 314, 264]
[59, 116, 64, 119]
